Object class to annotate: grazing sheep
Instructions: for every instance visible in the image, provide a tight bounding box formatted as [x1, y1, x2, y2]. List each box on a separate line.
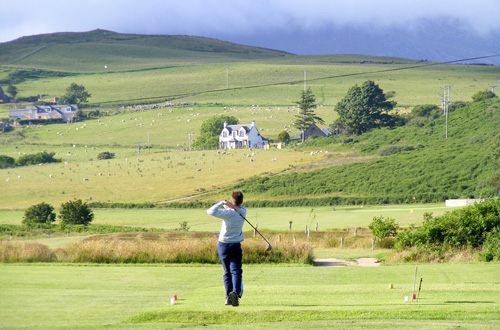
[196, 168, 201, 172]
[49, 174, 53, 178]
[83, 178, 89, 181]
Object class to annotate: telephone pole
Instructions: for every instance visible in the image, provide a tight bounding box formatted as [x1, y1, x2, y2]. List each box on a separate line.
[303, 70, 306, 92]
[441, 86, 451, 139]
[187, 133, 194, 151]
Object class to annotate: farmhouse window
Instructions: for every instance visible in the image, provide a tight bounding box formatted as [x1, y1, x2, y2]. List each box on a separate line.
[223, 131, 227, 137]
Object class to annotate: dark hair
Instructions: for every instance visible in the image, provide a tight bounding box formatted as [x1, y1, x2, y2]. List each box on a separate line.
[232, 191, 243, 206]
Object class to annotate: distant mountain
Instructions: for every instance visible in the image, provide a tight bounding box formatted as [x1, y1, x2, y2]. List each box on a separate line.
[222, 18, 500, 65]
[0, 29, 290, 66]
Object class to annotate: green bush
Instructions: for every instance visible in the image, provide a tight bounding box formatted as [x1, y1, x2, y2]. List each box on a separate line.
[0, 155, 15, 169]
[480, 228, 500, 261]
[59, 199, 94, 227]
[395, 199, 500, 253]
[368, 216, 399, 240]
[15, 151, 60, 166]
[97, 151, 115, 160]
[22, 202, 56, 228]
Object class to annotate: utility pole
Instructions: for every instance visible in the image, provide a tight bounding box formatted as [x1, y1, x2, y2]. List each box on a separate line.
[441, 86, 451, 139]
[187, 133, 194, 151]
[304, 70, 306, 92]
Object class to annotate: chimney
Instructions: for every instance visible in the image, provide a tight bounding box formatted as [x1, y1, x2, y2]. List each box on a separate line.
[251, 120, 255, 127]
[223, 121, 227, 128]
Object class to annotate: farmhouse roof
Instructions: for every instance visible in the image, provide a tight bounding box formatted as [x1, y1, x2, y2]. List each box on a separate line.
[291, 123, 329, 141]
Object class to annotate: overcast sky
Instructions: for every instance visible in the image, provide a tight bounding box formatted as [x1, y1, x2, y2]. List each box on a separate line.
[2, 0, 500, 54]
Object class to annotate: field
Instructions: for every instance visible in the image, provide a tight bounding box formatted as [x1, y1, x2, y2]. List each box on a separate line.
[1, 31, 500, 329]
[1, 263, 499, 329]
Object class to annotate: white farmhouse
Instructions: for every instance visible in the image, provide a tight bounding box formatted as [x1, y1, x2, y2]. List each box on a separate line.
[220, 121, 269, 149]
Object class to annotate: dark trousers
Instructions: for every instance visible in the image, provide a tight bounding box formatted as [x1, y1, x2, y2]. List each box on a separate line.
[217, 242, 243, 298]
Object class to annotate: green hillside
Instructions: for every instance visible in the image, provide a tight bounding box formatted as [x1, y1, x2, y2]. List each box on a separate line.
[1, 30, 500, 208]
[214, 98, 500, 205]
[1, 29, 499, 111]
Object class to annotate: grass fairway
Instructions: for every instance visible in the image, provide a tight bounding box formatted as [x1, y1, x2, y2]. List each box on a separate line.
[0, 203, 456, 231]
[0, 263, 498, 329]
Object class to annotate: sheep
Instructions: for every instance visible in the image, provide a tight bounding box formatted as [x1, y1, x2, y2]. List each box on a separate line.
[196, 168, 201, 172]
[49, 174, 53, 178]
[83, 178, 89, 181]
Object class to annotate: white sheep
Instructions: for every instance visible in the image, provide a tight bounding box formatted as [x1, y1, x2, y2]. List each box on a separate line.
[83, 178, 89, 181]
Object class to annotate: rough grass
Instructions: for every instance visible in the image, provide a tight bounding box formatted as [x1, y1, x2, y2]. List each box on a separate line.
[0, 234, 314, 264]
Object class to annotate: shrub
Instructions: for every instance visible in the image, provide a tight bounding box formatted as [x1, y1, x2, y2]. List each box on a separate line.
[15, 151, 60, 166]
[472, 90, 497, 102]
[97, 151, 115, 160]
[395, 199, 500, 252]
[0, 155, 15, 169]
[277, 130, 290, 142]
[480, 228, 500, 262]
[22, 202, 56, 228]
[368, 216, 399, 240]
[59, 199, 94, 226]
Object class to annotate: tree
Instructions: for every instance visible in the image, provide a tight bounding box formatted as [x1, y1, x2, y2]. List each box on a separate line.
[335, 80, 396, 135]
[97, 151, 115, 160]
[277, 129, 290, 143]
[0, 155, 15, 169]
[6, 84, 18, 99]
[59, 199, 94, 226]
[369, 216, 399, 240]
[471, 90, 497, 102]
[192, 115, 238, 149]
[22, 202, 56, 228]
[60, 83, 91, 106]
[293, 88, 324, 142]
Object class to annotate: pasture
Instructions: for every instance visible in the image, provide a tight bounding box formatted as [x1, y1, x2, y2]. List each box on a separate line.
[0, 263, 499, 329]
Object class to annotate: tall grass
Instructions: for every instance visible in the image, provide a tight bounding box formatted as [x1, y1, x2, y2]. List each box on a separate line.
[0, 235, 314, 264]
[0, 241, 55, 262]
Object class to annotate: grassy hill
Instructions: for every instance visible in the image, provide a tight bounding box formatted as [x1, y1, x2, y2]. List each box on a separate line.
[214, 98, 500, 205]
[1, 30, 499, 113]
[1, 30, 500, 209]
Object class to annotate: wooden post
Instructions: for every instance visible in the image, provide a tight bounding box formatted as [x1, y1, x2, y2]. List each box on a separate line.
[340, 237, 343, 247]
[315, 223, 318, 231]
[372, 239, 375, 250]
[293, 236, 296, 244]
[307, 228, 310, 238]
[354, 227, 357, 236]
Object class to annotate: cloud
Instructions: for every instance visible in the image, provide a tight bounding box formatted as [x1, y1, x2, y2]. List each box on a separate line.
[1, 0, 499, 44]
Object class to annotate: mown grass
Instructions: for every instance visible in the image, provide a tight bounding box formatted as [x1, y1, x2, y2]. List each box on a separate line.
[0, 263, 498, 329]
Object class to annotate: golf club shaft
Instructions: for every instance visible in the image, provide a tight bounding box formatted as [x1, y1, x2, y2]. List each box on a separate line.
[234, 209, 272, 246]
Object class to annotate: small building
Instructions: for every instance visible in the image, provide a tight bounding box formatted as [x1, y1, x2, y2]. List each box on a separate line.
[219, 120, 269, 149]
[291, 123, 332, 142]
[9, 105, 78, 123]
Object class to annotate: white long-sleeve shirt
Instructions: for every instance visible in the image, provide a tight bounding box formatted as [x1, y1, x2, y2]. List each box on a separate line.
[207, 201, 246, 243]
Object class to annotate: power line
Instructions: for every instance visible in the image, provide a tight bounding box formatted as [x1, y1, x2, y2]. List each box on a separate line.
[91, 54, 500, 106]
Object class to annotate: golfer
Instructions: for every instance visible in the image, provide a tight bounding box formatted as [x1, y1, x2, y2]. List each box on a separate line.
[207, 190, 245, 307]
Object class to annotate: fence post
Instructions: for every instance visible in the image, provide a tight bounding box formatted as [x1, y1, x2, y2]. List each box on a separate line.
[340, 237, 343, 248]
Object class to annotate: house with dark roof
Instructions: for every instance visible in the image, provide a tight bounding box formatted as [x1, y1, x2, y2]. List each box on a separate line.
[9, 105, 78, 123]
[219, 120, 269, 149]
[291, 123, 332, 142]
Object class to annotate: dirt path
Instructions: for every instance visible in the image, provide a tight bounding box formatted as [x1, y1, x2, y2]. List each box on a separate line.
[314, 257, 380, 267]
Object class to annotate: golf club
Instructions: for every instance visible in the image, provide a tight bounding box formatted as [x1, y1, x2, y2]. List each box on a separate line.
[232, 207, 272, 251]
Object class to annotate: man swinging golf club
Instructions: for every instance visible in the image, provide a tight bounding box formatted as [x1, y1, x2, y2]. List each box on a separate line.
[207, 190, 246, 307]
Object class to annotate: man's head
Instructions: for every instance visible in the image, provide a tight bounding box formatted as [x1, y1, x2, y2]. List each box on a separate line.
[231, 190, 243, 207]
